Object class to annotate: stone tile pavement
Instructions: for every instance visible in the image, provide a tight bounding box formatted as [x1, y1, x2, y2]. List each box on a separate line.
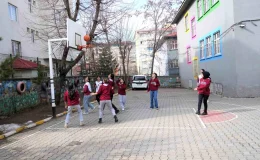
[1, 88, 260, 160]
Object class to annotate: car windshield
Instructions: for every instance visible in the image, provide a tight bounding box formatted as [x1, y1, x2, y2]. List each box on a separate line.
[134, 76, 146, 80]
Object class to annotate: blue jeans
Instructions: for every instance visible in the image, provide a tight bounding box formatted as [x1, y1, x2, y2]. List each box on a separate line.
[150, 90, 158, 108]
[83, 95, 94, 113]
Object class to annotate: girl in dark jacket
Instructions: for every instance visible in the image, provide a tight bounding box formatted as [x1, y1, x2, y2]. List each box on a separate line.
[194, 71, 211, 115]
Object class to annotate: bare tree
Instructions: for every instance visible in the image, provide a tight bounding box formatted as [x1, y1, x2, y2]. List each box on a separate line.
[142, 0, 181, 75]
[26, 0, 103, 104]
[112, 14, 135, 84]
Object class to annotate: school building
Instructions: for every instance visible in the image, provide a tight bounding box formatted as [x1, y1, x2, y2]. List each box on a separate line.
[173, 0, 260, 97]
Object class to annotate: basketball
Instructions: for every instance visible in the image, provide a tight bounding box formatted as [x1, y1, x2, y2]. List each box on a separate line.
[84, 35, 91, 42]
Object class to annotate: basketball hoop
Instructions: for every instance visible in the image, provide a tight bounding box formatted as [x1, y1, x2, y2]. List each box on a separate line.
[76, 34, 94, 51]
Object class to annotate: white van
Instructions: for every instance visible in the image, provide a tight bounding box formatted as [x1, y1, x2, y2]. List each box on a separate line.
[131, 75, 148, 90]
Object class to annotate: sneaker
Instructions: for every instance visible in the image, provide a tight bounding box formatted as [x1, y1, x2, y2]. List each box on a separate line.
[196, 111, 201, 115]
[114, 115, 118, 123]
[201, 112, 208, 115]
[80, 122, 84, 126]
[150, 107, 154, 109]
[98, 118, 102, 124]
[122, 108, 125, 111]
[156, 108, 159, 110]
[64, 123, 68, 128]
[83, 111, 89, 115]
[92, 106, 96, 111]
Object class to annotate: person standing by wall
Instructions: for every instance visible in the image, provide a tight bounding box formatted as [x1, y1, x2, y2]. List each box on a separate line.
[92, 78, 118, 123]
[116, 78, 127, 111]
[83, 77, 95, 115]
[95, 76, 103, 104]
[64, 84, 83, 128]
[147, 73, 160, 110]
[194, 71, 211, 115]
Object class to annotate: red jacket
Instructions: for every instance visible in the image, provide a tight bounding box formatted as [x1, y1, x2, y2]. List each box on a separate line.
[97, 84, 114, 101]
[116, 80, 126, 95]
[64, 90, 80, 106]
[197, 78, 211, 95]
[83, 84, 91, 95]
[148, 78, 160, 91]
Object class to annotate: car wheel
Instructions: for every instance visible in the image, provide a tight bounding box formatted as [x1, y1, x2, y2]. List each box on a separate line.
[132, 88, 135, 90]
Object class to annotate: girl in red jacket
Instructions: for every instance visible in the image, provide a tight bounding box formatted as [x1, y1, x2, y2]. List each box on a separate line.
[116, 78, 127, 111]
[92, 78, 118, 124]
[147, 73, 160, 110]
[64, 84, 83, 128]
[194, 71, 211, 115]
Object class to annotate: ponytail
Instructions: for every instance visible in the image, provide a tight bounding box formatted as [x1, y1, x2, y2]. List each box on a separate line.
[68, 84, 76, 100]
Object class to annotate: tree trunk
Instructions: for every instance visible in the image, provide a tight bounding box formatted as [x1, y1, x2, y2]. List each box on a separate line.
[150, 50, 156, 75]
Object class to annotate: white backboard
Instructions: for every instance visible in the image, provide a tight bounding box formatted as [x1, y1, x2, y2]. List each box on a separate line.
[67, 18, 86, 49]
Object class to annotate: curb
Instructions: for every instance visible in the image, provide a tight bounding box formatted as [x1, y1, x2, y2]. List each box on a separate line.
[0, 89, 131, 140]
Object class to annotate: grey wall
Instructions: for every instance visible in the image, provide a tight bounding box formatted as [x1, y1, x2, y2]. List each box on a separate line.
[176, 0, 260, 97]
[232, 0, 260, 97]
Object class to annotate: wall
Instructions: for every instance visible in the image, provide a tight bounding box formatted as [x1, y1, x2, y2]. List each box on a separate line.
[232, 0, 260, 97]
[0, 0, 46, 61]
[177, 0, 240, 97]
[0, 79, 39, 116]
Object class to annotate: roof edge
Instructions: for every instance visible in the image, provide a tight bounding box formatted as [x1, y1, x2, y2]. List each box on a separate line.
[172, 0, 194, 24]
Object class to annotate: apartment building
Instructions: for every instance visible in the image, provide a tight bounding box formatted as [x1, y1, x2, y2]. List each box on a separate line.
[0, 0, 75, 78]
[135, 27, 178, 76]
[173, 0, 260, 97]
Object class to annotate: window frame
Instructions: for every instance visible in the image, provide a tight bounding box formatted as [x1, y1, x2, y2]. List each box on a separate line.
[213, 31, 221, 55]
[171, 40, 177, 50]
[184, 12, 189, 32]
[204, 0, 210, 13]
[31, 29, 35, 43]
[191, 17, 196, 38]
[186, 46, 192, 64]
[8, 3, 17, 21]
[205, 36, 212, 57]
[11, 40, 21, 56]
[199, 40, 205, 60]
[197, 0, 203, 18]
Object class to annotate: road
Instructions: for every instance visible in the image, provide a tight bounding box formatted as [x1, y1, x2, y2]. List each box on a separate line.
[1, 88, 260, 160]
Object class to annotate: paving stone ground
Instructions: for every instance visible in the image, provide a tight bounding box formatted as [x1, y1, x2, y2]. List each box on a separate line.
[1, 88, 260, 160]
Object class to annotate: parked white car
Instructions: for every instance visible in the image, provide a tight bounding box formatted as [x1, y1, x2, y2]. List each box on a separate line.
[131, 75, 148, 90]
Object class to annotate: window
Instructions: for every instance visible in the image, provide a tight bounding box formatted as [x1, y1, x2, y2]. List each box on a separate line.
[206, 36, 211, 57]
[197, 0, 203, 18]
[191, 18, 196, 38]
[171, 40, 177, 50]
[200, 40, 204, 59]
[173, 59, 178, 68]
[187, 47, 191, 63]
[185, 14, 189, 31]
[31, 29, 35, 42]
[212, 0, 218, 5]
[204, 0, 210, 12]
[8, 3, 17, 21]
[28, 0, 36, 13]
[213, 31, 220, 55]
[11, 40, 21, 56]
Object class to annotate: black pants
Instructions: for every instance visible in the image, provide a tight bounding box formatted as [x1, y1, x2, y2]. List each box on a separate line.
[198, 94, 209, 113]
[96, 95, 100, 104]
